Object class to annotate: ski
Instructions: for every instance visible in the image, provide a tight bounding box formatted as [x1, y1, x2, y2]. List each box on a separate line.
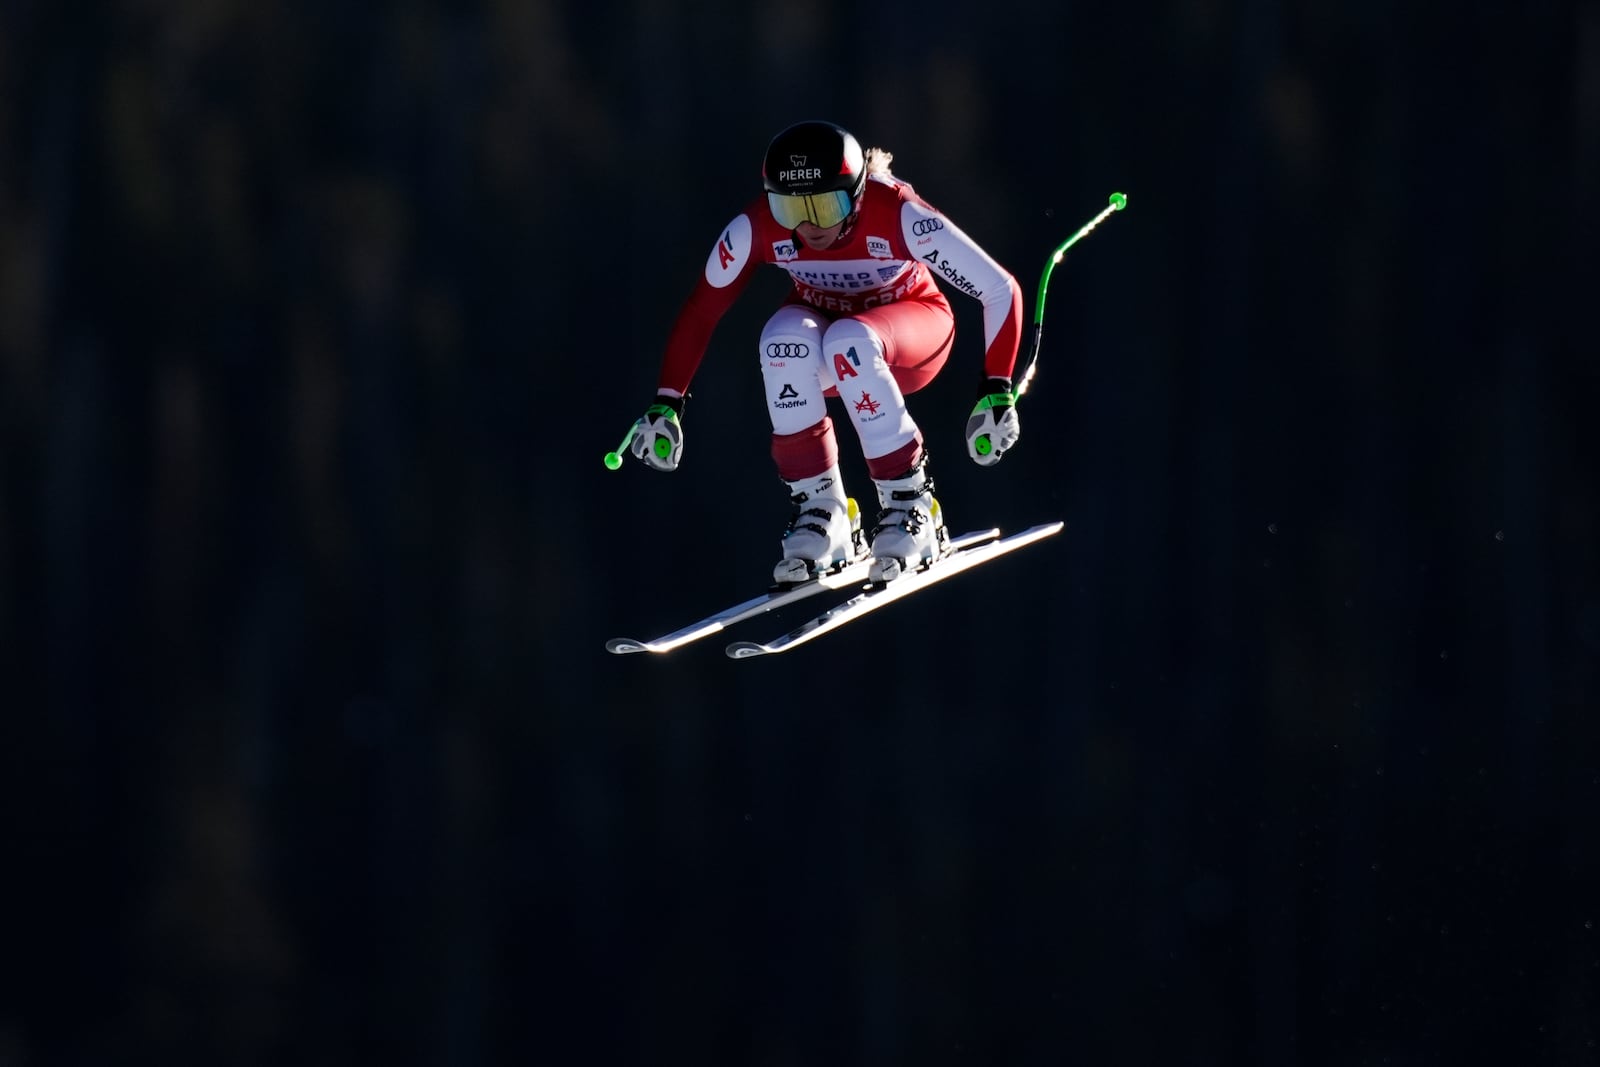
[605, 528, 1003, 655]
[725, 521, 1064, 659]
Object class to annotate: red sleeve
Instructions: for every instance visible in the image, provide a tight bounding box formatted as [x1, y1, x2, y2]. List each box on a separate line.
[983, 278, 1025, 381]
[655, 210, 765, 395]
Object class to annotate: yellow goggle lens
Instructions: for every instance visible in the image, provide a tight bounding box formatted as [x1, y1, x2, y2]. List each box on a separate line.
[767, 190, 854, 230]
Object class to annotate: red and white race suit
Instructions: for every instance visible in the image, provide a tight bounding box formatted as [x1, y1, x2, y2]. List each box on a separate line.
[655, 172, 1023, 480]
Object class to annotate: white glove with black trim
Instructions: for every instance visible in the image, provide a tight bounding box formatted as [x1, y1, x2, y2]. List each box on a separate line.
[629, 394, 685, 472]
[964, 377, 1020, 466]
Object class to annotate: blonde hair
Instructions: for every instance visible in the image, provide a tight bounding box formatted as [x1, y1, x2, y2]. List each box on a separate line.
[864, 147, 894, 177]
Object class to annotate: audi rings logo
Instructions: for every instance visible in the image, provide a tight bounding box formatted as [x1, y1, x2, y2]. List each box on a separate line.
[911, 218, 945, 237]
[766, 342, 810, 359]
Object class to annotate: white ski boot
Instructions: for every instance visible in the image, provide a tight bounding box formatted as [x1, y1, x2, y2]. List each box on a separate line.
[774, 465, 864, 585]
[867, 455, 949, 583]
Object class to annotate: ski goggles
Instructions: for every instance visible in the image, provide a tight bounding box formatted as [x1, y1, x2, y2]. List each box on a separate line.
[767, 189, 855, 230]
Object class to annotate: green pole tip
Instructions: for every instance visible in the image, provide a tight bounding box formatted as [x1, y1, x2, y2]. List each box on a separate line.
[1109, 192, 1127, 210]
[604, 452, 622, 470]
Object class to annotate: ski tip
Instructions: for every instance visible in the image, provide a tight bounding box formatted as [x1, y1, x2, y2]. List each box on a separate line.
[606, 638, 650, 655]
[725, 642, 770, 660]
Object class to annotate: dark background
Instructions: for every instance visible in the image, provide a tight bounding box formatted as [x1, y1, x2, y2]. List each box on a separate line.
[2, 1, 1597, 1064]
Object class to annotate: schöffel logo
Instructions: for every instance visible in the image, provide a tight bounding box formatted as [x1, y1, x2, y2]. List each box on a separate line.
[921, 249, 983, 299]
[767, 342, 809, 359]
[774, 382, 808, 409]
[911, 218, 944, 237]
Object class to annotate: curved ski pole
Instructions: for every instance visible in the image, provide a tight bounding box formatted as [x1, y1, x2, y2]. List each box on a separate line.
[1014, 191, 1128, 401]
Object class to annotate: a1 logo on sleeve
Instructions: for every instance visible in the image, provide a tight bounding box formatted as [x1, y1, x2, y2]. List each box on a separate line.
[866, 236, 892, 259]
[705, 214, 754, 288]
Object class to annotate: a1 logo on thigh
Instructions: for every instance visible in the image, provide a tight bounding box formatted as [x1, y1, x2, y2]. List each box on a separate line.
[832, 346, 862, 381]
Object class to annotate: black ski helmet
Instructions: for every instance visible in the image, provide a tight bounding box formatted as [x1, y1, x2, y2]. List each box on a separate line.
[762, 120, 866, 201]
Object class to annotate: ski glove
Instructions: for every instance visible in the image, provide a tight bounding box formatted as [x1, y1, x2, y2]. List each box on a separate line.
[629, 394, 684, 472]
[965, 377, 1020, 466]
